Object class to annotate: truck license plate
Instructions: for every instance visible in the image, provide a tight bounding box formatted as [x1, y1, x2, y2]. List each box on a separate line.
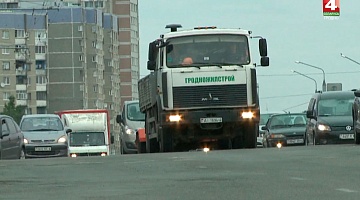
[200, 117, 222, 123]
[339, 134, 354, 139]
[35, 147, 52, 151]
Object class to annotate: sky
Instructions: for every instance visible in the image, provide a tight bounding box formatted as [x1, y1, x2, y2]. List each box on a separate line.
[138, 0, 360, 113]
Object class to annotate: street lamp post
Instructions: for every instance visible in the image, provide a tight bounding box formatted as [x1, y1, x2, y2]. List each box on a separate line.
[295, 61, 326, 92]
[340, 53, 360, 66]
[291, 70, 318, 93]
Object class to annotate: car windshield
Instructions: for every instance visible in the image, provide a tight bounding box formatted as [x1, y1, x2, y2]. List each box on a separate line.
[127, 103, 145, 121]
[269, 114, 306, 129]
[20, 117, 63, 131]
[69, 132, 105, 147]
[260, 114, 275, 125]
[318, 98, 353, 116]
[166, 34, 250, 68]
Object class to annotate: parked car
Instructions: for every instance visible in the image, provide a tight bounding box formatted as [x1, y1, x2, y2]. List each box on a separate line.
[19, 114, 71, 158]
[306, 91, 355, 145]
[0, 115, 25, 160]
[116, 100, 145, 154]
[351, 90, 360, 144]
[262, 113, 307, 147]
[258, 111, 283, 147]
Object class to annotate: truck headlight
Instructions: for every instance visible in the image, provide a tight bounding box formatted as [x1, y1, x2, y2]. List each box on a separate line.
[241, 111, 254, 119]
[57, 136, 67, 143]
[317, 124, 331, 131]
[125, 127, 135, 135]
[169, 115, 181, 122]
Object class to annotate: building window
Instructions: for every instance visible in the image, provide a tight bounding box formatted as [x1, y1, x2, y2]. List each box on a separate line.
[16, 76, 26, 84]
[15, 29, 25, 38]
[94, 1, 103, 8]
[2, 48, 10, 55]
[36, 60, 46, 69]
[84, 1, 93, 7]
[92, 41, 96, 48]
[36, 91, 47, 100]
[35, 31, 47, 39]
[3, 92, 10, 100]
[92, 56, 96, 62]
[16, 90, 27, 100]
[79, 55, 84, 61]
[35, 46, 46, 53]
[37, 107, 46, 114]
[3, 77, 10, 85]
[36, 75, 47, 84]
[2, 30, 9, 39]
[2, 61, 10, 70]
[78, 25, 83, 32]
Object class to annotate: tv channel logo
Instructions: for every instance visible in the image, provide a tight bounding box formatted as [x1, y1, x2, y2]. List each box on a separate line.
[323, 0, 340, 20]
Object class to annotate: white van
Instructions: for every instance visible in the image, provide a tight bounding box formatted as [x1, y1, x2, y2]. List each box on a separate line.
[116, 100, 145, 154]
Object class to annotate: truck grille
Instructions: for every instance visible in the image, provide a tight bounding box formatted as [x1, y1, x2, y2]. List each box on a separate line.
[173, 84, 247, 108]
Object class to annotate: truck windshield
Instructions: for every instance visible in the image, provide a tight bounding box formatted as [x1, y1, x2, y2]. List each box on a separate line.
[127, 103, 145, 121]
[69, 132, 105, 146]
[166, 34, 249, 68]
[21, 117, 63, 131]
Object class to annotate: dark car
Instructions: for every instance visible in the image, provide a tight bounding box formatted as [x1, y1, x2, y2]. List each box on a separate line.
[20, 114, 70, 158]
[352, 90, 360, 144]
[306, 91, 355, 145]
[0, 115, 25, 159]
[262, 113, 307, 147]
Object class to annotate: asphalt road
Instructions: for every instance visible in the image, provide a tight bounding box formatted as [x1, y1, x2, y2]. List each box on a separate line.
[1, 144, 359, 200]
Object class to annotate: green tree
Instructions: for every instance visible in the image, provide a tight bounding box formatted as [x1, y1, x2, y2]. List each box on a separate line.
[2, 95, 26, 124]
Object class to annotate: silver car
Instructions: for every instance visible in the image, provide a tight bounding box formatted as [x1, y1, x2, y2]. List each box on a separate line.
[0, 115, 25, 159]
[19, 114, 71, 158]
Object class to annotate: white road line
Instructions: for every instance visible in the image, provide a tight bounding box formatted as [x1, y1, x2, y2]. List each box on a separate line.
[123, 160, 155, 164]
[290, 177, 306, 181]
[336, 188, 358, 193]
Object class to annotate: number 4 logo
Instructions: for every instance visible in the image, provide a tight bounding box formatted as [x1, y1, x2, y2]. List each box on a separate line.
[323, 0, 340, 16]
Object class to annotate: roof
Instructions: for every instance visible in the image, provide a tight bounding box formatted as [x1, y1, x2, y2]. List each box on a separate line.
[55, 109, 109, 115]
[163, 28, 250, 40]
[313, 91, 355, 100]
[21, 114, 60, 119]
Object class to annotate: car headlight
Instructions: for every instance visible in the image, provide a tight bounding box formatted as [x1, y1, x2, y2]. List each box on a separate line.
[270, 134, 285, 139]
[125, 126, 135, 135]
[317, 124, 331, 131]
[24, 138, 29, 144]
[57, 136, 67, 143]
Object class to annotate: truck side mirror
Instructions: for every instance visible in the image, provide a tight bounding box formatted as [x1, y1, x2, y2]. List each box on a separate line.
[147, 60, 156, 70]
[110, 135, 115, 144]
[354, 90, 360, 97]
[66, 129, 72, 134]
[260, 56, 269, 67]
[259, 38, 267, 57]
[116, 115, 123, 124]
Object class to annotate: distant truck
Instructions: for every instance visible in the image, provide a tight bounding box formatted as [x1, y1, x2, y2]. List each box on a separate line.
[138, 24, 269, 153]
[55, 109, 114, 157]
[116, 100, 145, 154]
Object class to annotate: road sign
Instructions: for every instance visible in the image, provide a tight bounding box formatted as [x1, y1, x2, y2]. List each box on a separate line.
[327, 83, 342, 91]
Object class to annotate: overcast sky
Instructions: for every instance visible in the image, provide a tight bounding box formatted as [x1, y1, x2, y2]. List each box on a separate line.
[138, 0, 360, 113]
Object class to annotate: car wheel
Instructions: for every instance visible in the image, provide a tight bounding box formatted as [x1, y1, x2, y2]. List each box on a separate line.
[19, 148, 26, 159]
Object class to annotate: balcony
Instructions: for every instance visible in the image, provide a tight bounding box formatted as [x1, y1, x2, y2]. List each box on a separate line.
[16, 84, 26, 90]
[36, 100, 47, 107]
[15, 52, 26, 61]
[16, 100, 27, 106]
[15, 38, 26, 45]
[36, 85, 47, 91]
[35, 54, 46, 60]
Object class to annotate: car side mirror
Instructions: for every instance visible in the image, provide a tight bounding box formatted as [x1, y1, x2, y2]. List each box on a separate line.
[116, 115, 123, 124]
[66, 129, 72, 134]
[306, 110, 315, 119]
[261, 126, 267, 131]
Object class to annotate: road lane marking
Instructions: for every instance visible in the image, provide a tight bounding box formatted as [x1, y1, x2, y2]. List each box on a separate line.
[290, 177, 306, 181]
[123, 160, 155, 164]
[336, 188, 358, 193]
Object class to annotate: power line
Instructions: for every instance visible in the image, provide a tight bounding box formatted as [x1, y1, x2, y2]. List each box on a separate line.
[260, 93, 313, 100]
[258, 71, 360, 77]
[282, 102, 309, 111]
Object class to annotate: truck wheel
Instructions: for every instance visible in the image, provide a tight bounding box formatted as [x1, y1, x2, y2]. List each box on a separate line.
[243, 122, 257, 148]
[160, 128, 173, 152]
[136, 133, 146, 153]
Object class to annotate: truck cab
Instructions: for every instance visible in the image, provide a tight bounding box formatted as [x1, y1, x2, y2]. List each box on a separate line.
[139, 24, 269, 152]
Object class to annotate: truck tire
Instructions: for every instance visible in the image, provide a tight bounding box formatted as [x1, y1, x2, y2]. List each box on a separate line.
[160, 127, 173, 152]
[243, 122, 257, 148]
[356, 130, 360, 145]
[136, 133, 146, 153]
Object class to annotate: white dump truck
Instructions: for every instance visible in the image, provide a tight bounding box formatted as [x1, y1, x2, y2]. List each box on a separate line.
[55, 109, 114, 157]
[138, 24, 269, 152]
